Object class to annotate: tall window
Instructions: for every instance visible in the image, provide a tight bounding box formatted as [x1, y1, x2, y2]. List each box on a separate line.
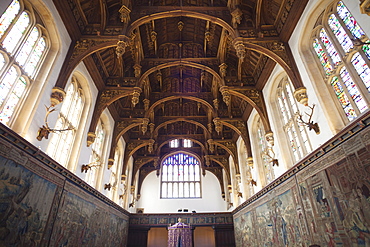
[312, 1, 370, 122]
[108, 146, 123, 201]
[46, 78, 84, 167]
[278, 79, 312, 162]
[0, 0, 48, 126]
[256, 118, 274, 184]
[86, 119, 105, 187]
[161, 152, 201, 198]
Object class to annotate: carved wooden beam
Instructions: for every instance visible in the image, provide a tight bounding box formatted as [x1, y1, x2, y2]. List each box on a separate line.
[212, 139, 239, 174]
[228, 87, 272, 133]
[88, 87, 135, 134]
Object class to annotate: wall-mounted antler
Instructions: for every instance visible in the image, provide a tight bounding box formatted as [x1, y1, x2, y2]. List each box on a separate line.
[250, 179, 257, 186]
[36, 105, 74, 141]
[104, 183, 112, 190]
[298, 104, 320, 134]
[263, 147, 279, 167]
[81, 161, 101, 173]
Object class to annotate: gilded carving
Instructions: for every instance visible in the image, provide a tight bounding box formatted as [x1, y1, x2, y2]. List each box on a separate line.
[360, 0, 370, 15]
[294, 87, 308, 106]
[70, 39, 113, 62]
[87, 132, 96, 147]
[50, 87, 66, 106]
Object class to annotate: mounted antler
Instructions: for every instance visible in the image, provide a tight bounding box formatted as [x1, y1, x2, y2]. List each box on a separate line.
[81, 161, 101, 173]
[250, 179, 257, 186]
[104, 183, 112, 191]
[36, 105, 74, 141]
[298, 104, 320, 134]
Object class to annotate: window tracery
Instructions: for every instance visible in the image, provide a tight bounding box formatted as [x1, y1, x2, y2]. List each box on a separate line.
[256, 118, 274, 184]
[312, 1, 370, 122]
[46, 78, 84, 167]
[161, 152, 201, 198]
[86, 119, 105, 187]
[277, 79, 312, 162]
[0, 0, 49, 126]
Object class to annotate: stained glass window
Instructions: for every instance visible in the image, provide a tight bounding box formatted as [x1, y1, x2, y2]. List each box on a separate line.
[0, 0, 20, 39]
[161, 153, 201, 198]
[0, 0, 49, 126]
[313, 39, 333, 76]
[312, 1, 370, 123]
[337, 1, 365, 39]
[328, 14, 353, 53]
[319, 29, 341, 66]
[330, 76, 357, 121]
[2, 11, 29, 54]
[339, 67, 368, 113]
[351, 52, 370, 92]
[278, 79, 311, 162]
[47, 80, 84, 167]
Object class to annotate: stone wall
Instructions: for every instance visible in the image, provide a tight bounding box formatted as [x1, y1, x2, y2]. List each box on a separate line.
[233, 113, 370, 247]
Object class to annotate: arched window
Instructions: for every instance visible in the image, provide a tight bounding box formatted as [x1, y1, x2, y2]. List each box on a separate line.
[277, 79, 312, 162]
[312, 1, 370, 122]
[161, 152, 201, 198]
[86, 119, 106, 187]
[256, 118, 275, 184]
[0, 0, 48, 126]
[46, 77, 84, 167]
[108, 145, 123, 202]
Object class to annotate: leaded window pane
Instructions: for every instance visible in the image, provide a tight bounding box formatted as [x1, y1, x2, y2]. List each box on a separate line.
[319, 29, 341, 66]
[161, 153, 201, 198]
[339, 67, 367, 113]
[351, 52, 370, 92]
[328, 14, 353, 53]
[313, 38, 333, 75]
[0, 0, 20, 39]
[330, 76, 357, 121]
[15, 26, 38, 67]
[2, 11, 29, 53]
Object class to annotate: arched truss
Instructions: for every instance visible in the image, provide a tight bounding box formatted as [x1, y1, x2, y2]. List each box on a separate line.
[138, 61, 223, 88]
[212, 141, 239, 174]
[127, 10, 237, 40]
[145, 95, 216, 119]
[153, 118, 211, 139]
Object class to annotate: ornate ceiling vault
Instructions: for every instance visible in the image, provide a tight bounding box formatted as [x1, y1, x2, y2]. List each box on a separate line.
[52, 0, 309, 196]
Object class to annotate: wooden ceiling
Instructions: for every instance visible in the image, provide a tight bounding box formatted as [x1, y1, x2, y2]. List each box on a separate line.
[53, 0, 308, 196]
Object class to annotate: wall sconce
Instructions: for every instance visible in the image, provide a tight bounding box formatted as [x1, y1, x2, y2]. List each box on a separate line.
[119, 194, 124, 199]
[178, 209, 182, 212]
[36, 105, 74, 141]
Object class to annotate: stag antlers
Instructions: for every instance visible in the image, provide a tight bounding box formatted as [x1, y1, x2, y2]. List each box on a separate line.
[36, 105, 74, 141]
[297, 104, 320, 134]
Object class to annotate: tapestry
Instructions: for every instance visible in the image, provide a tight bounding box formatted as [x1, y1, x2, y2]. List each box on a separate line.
[49, 182, 129, 247]
[0, 157, 59, 246]
[234, 140, 370, 247]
